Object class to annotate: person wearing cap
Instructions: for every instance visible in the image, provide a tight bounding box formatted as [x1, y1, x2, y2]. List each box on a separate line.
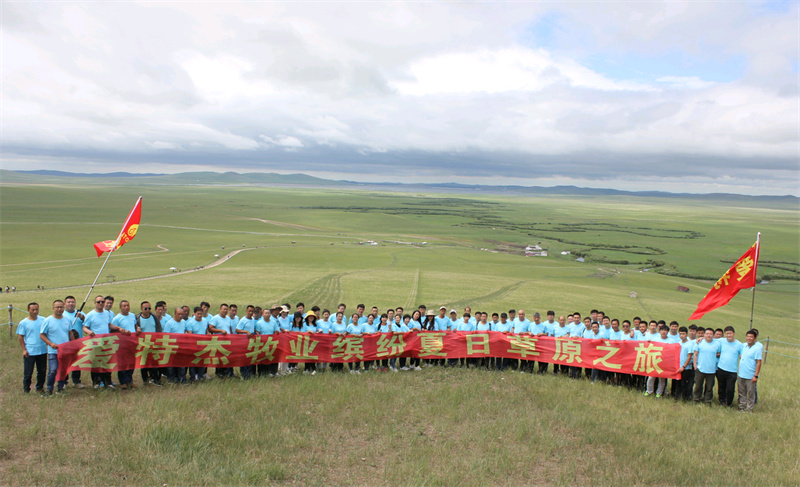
[277, 306, 292, 331]
[301, 311, 318, 375]
[434, 306, 450, 332]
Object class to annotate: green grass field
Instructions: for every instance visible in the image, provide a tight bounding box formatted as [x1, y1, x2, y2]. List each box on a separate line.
[1, 179, 798, 485]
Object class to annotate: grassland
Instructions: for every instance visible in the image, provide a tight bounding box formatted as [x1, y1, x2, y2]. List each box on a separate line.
[0, 179, 798, 486]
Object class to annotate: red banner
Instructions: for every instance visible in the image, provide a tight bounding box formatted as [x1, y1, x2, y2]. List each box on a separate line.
[56, 332, 681, 380]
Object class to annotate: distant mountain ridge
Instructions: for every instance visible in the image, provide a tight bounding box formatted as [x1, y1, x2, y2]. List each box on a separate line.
[3, 169, 797, 202]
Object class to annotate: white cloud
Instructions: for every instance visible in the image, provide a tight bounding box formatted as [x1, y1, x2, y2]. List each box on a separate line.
[1, 2, 797, 195]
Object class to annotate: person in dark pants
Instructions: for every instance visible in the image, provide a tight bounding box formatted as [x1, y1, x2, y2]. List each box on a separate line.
[63, 296, 85, 388]
[676, 326, 695, 401]
[716, 326, 742, 407]
[693, 328, 721, 404]
[18, 302, 47, 393]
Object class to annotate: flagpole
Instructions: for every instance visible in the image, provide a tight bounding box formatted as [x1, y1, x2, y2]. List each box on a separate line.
[70, 197, 142, 330]
[749, 232, 761, 328]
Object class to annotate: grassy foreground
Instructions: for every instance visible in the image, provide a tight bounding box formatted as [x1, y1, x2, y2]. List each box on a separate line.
[0, 359, 798, 486]
[0, 180, 798, 485]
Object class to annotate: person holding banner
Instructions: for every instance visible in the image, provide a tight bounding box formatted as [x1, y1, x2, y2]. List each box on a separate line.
[136, 301, 163, 385]
[186, 306, 209, 382]
[83, 295, 115, 389]
[63, 295, 85, 388]
[111, 300, 137, 389]
[39, 300, 71, 395]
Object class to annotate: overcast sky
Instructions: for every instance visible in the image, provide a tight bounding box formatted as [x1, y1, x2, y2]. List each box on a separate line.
[2, 2, 798, 195]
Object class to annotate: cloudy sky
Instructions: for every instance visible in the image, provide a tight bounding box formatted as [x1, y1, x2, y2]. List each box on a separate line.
[2, 1, 798, 195]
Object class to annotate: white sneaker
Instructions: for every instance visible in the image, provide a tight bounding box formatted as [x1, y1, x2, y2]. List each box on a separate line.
[311, 370, 316, 376]
[350, 370, 356, 375]
[401, 367, 409, 371]
[391, 367, 398, 372]
[356, 370, 361, 375]
[415, 366, 422, 371]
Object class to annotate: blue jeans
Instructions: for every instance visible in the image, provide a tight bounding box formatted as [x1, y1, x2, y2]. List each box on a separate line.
[47, 354, 67, 392]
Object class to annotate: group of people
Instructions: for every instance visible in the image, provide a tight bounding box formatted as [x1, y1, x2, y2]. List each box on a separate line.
[17, 296, 763, 411]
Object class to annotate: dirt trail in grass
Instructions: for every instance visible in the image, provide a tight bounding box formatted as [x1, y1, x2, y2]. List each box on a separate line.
[11, 248, 256, 292]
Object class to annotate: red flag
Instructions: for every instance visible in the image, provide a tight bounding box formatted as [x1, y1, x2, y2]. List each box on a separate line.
[94, 197, 142, 257]
[689, 240, 760, 320]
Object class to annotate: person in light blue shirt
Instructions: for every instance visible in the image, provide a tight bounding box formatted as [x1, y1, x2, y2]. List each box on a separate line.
[476, 313, 492, 332]
[163, 310, 187, 334]
[489, 313, 500, 331]
[434, 307, 451, 332]
[619, 320, 634, 340]
[456, 314, 474, 332]
[716, 326, 743, 407]
[693, 328, 722, 403]
[253, 308, 281, 377]
[513, 310, 531, 334]
[606, 319, 623, 341]
[360, 314, 377, 371]
[235, 305, 257, 335]
[570, 318, 588, 338]
[208, 304, 232, 335]
[135, 301, 163, 386]
[63, 295, 84, 340]
[163, 309, 187, 383]
[677, 327, 696, 401]
[82, 296, 117, 388]
[644, 321, 660, 342]
[582, 322, 600, 340]
[530, 313, 547, 336]
[277, 307, 292, 331]
[447, 310, 460, 332]
[330, 312, 348, 334]
[111, 300, 137, 388]
[597, 317, 612, 340]
[408, 310, 423, 331]
[494, 313, 513, 333]
[737, 329, 762, 411]
[186, 307, 210, 381]
[553, 316, 571, 338]
[39, 300, 71, 394]
[666, 321, 681, 344]
[543, 311, 557, 336]
[18, 302, 47, 393]
[235, 306, 258, 379]
[228, 304, 240, 331]
[315, 314, 332, 334]
[644, 325, 670, 397]
[361, 314, 377, 334]
[103, 296, 116, 324]
[343, 313, 364, 373]
[514, 310, 534, 372]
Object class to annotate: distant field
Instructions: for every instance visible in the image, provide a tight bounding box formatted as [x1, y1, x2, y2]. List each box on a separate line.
[0, 181, 798, 485]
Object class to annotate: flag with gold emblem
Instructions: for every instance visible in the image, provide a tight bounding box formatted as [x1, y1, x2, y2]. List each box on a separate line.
[689, 240, 760, 320]
[94, 197, 142, 257]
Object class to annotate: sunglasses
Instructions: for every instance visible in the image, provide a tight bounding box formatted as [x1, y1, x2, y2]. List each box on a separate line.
[96, 301, 104, 304]
[143, 307, 151, 310]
